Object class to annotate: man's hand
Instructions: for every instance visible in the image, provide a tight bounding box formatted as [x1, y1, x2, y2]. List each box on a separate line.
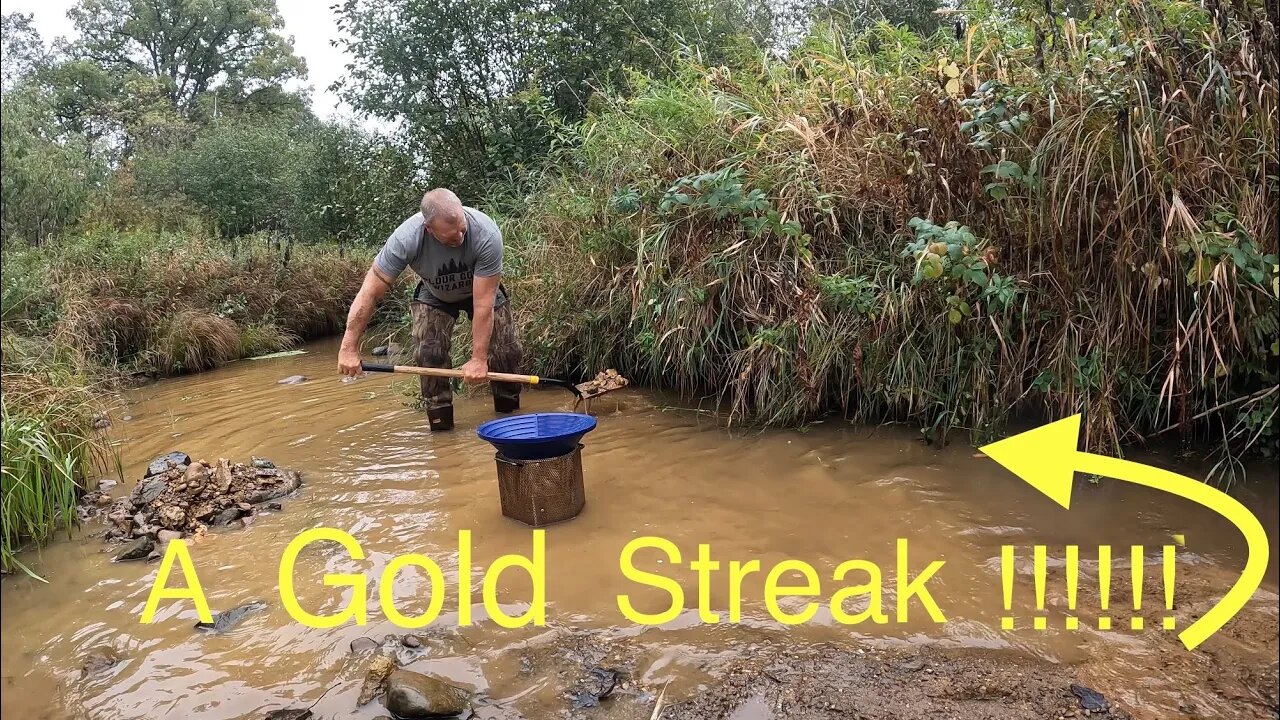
[460, 356, 489, 385]
[338, 346, 363, 377]
[338, 267, 394, 377]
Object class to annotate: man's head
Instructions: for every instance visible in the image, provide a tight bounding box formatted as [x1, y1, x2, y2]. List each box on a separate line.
[421, 188, 467, 247]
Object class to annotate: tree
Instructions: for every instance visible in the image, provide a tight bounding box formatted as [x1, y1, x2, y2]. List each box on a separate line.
[133, 117, 312, 236]
[1, 90, 105, 243]
[1, 13, 51, 91]
[67, 0, 307, 114]
[333, 0, 775, 197]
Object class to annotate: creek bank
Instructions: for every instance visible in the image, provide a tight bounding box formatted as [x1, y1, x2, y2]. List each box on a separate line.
[79, 452, 301, 558]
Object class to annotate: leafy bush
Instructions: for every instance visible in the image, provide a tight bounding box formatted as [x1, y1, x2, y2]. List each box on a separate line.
[500, 4, 1278, 469]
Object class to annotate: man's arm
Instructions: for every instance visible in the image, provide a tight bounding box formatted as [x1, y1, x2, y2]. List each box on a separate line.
[459, 273, 500, 384]
[337, 266, 394, 376]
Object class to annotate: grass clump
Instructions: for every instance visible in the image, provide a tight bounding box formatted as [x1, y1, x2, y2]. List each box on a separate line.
[0, 332, 115, 577]
[7, 230, 376, 375]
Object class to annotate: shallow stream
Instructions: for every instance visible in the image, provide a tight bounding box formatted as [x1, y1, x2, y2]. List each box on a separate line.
[2, 340, 1277, 719]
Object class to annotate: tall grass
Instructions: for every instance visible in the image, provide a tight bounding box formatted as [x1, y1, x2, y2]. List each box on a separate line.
[5, 230, 378, 375]
[0, 229, 385, 571]
[498, 0, 1278, 476]
[0, 331, 116, 576]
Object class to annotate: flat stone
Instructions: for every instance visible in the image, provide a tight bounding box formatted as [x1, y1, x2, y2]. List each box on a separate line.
[252, 457, 275, 469]
[211, 507, 242, 526]
[113, 536, 154, 562]
[195, 600, 268, 632]
[145, 451, 191, 478]
[157, 529, 184, 544]
[1071, 683, 1109, 711]
[98, 478, 118, 490]
[350, 636, 380, 654]
[384, 669, 471, 718]
[372, 345, 389, 356]
[402, 634, 422, 649]
[131, 478, 167, 506]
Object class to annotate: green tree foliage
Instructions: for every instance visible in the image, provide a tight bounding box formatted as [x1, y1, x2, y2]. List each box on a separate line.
[1, 13, 51, 91]
[130, 117, 417, 240]
[67, 0, 308, 113]
[1, 90, 105, 244]
[306, 123, 421, 244]
[333, 0, 776, 197]
[133, 118, 315, 237]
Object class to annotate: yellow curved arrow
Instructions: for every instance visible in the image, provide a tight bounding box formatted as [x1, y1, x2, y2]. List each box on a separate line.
[979, 414, 1270, 651]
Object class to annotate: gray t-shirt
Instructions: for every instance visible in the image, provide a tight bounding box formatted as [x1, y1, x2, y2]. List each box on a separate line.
[373, 207, 504, 306]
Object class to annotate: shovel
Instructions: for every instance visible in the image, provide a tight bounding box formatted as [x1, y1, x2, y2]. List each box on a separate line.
[360, 362, 626, 405]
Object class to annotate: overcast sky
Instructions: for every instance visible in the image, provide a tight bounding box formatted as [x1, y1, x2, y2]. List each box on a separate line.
[0, 0, 358, 121]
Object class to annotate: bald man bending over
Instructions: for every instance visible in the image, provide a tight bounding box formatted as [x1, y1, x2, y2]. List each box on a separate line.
[338, 188, 523, 431]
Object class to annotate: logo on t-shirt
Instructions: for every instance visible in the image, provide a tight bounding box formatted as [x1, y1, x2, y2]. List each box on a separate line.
[432, 257, 473, 294]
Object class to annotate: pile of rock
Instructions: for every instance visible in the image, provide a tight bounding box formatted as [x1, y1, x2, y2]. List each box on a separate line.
[95, 451, 302, 561]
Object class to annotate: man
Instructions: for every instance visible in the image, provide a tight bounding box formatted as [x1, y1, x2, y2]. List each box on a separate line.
[337, 188, 523, 431]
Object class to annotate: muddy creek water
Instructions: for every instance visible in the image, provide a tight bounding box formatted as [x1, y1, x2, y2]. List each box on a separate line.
[2, 340, 1277, 720]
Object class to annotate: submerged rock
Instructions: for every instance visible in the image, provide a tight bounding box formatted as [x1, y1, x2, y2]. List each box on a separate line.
[113, 536, 154, 562]
[195, 600, 269, 632]
[570, 666, 618, 709]
[263, 710, 311, 720]
[278, 375, 308, 385]
[145, 452, 191, 477]
[81, 647, 123, 677]
[384, 669, 471, 718]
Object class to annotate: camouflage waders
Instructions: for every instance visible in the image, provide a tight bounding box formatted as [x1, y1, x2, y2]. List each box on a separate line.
[411, 282, 523, 431]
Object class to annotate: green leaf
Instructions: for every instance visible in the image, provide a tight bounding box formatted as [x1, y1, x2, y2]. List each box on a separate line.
[922, 255, 944, 280]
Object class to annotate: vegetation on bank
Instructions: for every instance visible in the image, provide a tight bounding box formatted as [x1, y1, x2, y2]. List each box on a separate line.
[0, 233, 402, 573]
[499, 3, 1278, 477]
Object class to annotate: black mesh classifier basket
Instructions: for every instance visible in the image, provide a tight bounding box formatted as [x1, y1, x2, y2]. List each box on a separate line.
[494, 444, 586, 526]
